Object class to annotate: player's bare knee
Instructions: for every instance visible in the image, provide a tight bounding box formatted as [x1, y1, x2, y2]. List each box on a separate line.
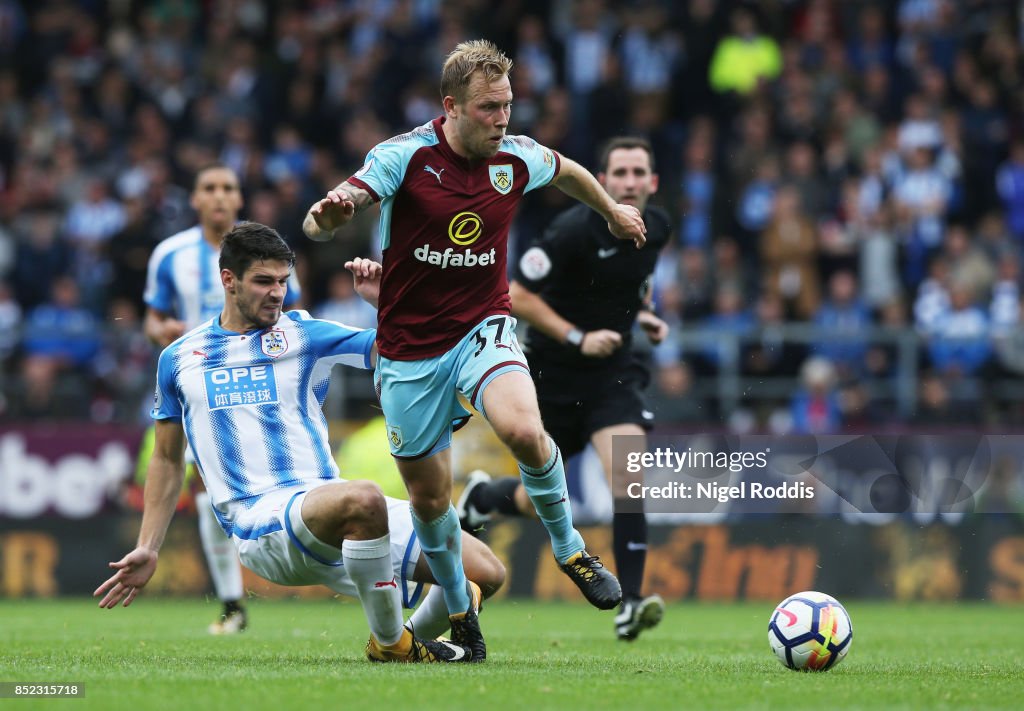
[479, 556, 506, 598]
[338, 480, 388, 538]
[407, 489, 451, 522]
[498, 420, 547, 461]
[464, 540, 506, 597]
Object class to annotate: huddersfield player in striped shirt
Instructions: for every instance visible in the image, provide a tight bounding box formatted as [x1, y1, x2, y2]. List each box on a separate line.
[97, 223, 504, 662]
[142, 164, 301, 634]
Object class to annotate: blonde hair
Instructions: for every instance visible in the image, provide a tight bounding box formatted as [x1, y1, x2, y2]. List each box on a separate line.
[440, 40, 513, 103]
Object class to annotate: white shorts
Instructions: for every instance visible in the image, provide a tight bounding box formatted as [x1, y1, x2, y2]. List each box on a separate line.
[229, 482, 425, 608]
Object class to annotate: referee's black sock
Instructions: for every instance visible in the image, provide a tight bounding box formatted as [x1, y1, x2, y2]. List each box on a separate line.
[612, 511, 648, 601]
[472, 477, 522, 516]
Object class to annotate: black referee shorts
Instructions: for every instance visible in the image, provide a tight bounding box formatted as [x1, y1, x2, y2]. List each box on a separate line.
[530, 358, 654, 459]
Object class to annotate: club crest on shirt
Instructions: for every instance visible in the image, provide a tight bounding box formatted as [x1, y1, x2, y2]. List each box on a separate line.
[488, 164, 513, 195]
[261, 329, 288, 358]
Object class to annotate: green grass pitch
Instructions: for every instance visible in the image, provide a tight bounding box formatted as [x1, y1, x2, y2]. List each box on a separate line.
[1, 598, 1021, 710]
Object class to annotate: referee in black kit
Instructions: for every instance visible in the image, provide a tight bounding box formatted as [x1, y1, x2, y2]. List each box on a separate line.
[458, 136, 672, 641]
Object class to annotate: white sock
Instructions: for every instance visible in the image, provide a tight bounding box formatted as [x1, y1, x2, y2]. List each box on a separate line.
[405, 584, 451, 640]
[196, 491, 244, 602]
[342, 534, 404, 645]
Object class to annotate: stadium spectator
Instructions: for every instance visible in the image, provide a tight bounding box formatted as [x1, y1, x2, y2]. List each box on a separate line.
[784, 141, 827, 228]
[856, 204, 902, 310]
[864, 297, 909, 382]
[761, 185, 820, 320]
[9, 211, 71, 314]
[0, 278, 20, 363]
[675, 245, 714, 321]
[314, 269, 377, 330]
[91, 296, 153, 424]
[942, 223, 995, 300]
[699, 285, 755, 373]
[18, 275, 100, 418]
[513, 16, 560, 97]
[745, 291, 805, 380]
[892, 135, 954, 289]
[812, 270, 872, 380]
[847, 4, 895, 73]
[0, 215, 12, 279]
[914, 257, 952, 335]
[617, 1, 682, 98]
[678, 130, 716, 249]
[107, 196, 158, 315]
[995, 140, 1024, 247]
[711, 236, 758, 304]
[789, 356, 842, 434]
[673, 0, 718, 120]
[990, 256, 1021, 340]
[650, 359, 707, 424]
[989, 256, 1024, 380]
[708, 7, 782, 98]
[912, 371, 959, 426]
[925, 282, 992, 377]
[736, 154, 781, 240]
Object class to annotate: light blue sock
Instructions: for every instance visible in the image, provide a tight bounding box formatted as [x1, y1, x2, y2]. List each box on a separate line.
[519, 437, 585, 563]
[409, 504, 470, 615]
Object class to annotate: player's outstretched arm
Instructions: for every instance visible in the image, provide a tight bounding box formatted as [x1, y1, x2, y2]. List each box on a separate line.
[303, 181, 375, 241]
[345, 257, 382, 309]
[94, 419, 187, 608]
[550, 156, 647, 248]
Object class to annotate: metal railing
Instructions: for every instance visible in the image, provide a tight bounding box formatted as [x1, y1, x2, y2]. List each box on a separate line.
[670, 324, 936, 419]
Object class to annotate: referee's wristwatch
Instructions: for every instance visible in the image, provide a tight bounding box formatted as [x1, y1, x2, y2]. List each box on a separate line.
[565, 327, 585, 350]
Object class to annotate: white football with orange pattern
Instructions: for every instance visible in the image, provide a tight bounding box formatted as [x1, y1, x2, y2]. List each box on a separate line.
[768, 591, 853, 671]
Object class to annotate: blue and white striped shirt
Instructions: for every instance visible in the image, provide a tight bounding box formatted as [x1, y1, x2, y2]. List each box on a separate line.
[144, 225, 302, 329]
[151, 310, 374, 532]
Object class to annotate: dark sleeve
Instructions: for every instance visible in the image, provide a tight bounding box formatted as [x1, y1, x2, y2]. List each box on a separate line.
[646, 205, 675, 250]
[511, 208, 584, 293]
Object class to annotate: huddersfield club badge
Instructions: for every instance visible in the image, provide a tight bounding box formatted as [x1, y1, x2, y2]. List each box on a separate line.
[261, 329, 288, 358]
[488, 164, 513, 195]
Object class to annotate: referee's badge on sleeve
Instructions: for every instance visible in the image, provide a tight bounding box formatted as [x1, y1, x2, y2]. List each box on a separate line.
[519, 246, 552, 281]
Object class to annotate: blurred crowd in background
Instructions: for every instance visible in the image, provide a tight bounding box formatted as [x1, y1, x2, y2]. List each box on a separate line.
[1, 0, 1023, 432]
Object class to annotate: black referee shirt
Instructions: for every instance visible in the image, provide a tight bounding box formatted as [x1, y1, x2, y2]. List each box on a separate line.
[513, 202, 672, 369]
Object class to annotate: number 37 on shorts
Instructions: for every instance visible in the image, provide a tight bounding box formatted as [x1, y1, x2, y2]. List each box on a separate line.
[376, 315, 529, 459]
[472, 316, 523, 358]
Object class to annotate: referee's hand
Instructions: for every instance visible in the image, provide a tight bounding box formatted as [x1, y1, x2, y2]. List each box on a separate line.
[581, 329, 622, 357]
[638, 311, 669, 345]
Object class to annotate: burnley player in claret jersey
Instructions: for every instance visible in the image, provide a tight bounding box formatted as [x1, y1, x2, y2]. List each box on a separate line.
[303, 39, 646, 660]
